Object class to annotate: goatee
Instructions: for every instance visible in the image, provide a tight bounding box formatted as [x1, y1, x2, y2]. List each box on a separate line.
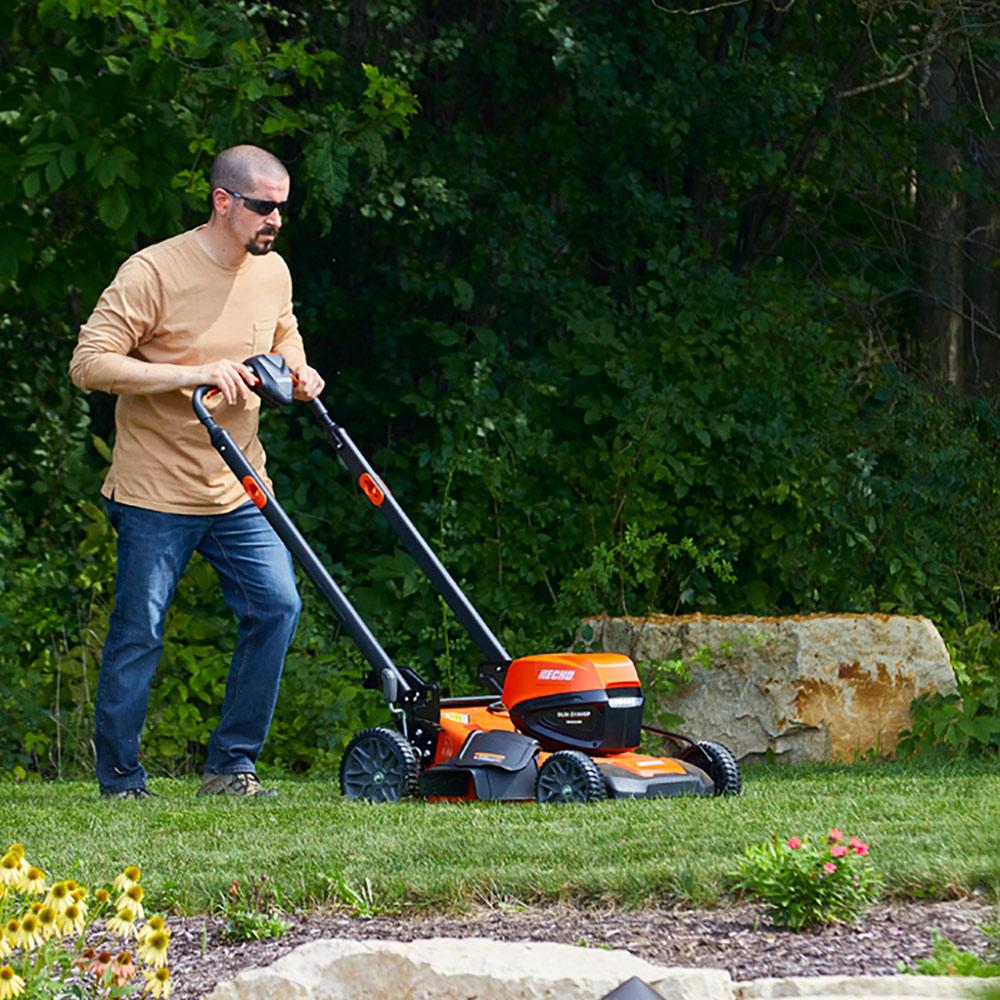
[246, 228, 278, 256]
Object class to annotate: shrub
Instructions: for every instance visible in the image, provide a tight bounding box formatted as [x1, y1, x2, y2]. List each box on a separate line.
[733, 827, 883, 930]
[897, 620, 1000, 759]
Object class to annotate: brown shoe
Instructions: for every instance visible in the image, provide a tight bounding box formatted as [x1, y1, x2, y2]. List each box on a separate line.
[197, 772, 278, 799]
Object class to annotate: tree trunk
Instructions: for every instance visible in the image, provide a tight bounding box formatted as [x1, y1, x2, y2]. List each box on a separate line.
[916, 49, 966, 387]
[962, 54, 1000, 393]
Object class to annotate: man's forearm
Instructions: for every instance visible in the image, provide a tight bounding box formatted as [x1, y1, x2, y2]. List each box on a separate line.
[107, 357, 209, 395]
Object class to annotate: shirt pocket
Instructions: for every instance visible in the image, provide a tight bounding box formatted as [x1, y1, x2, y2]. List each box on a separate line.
[252, 318, 277, 353]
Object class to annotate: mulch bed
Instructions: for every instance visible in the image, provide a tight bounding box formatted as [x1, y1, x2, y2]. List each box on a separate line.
[168, 899, 997, 999]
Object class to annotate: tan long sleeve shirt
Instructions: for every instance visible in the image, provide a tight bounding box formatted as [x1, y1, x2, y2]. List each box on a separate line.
[70, 227, 308, 515]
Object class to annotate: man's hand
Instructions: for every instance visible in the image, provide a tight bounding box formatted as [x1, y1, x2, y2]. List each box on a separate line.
[197, 358, 257, 405]
[292, 364, 325, 401]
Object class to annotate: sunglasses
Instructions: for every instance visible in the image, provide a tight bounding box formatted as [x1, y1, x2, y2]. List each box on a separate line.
[219, 187, 289, 216]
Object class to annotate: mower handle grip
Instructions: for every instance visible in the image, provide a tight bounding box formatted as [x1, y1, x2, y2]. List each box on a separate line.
[192, 384, 214, 423]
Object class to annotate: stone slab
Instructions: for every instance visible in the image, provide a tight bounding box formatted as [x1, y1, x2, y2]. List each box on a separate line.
[203, 936, 731, 1000]
[202, 937, 999, 1000]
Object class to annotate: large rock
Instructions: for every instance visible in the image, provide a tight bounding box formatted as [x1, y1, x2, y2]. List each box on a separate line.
[584, 614, 957, 763]
[202, 937, 732, 1000]
[202, 938, 1000, 1000]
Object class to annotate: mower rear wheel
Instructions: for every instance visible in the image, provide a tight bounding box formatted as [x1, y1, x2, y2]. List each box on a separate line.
[339, 727, 421, 802]
[693, 740, 742, 796]
[535, 750, 607, 803]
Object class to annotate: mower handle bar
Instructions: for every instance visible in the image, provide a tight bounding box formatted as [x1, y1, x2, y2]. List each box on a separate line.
[191, 382, 414, 704]
[194, 371, 512, 666]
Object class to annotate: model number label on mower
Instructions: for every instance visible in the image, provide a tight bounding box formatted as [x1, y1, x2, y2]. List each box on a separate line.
[538, 668, 575, 680]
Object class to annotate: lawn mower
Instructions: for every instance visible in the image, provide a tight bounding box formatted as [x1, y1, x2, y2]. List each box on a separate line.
[192, 354, 741, 804]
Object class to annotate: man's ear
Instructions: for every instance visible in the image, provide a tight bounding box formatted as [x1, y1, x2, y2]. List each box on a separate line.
[211, 187, 231, 216]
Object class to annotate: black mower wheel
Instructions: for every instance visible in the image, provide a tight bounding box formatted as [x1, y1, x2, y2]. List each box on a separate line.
[339, 727, 422, 802]
[535, 750, 607, 803]
[692, 740, 742, 796]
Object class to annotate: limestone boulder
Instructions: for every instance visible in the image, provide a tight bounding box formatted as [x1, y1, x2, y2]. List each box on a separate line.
[202, 937, 733, 1000]
[201, 938, 1000, 1000]
[584, 614, 956, 763]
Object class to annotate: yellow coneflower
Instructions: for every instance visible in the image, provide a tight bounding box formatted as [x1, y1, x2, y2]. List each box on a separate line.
[112, 867, 141, 893]
[44, 881, 73, 914]
[0, 965, 25, 1000]
[94, 888, 110, 906]
[3, 923, 18, 948]
[5, 847, 24, 860]
[15, 867, 45, 896]
[0, 857, 19, 887]
[142, 967, 170, 999]
[14, 914, 42, 951]
[138, 928, 170, 968]
[138, 915, 166, 942]
[59, 902, 86, 936]
[36, 906, 61, 941]
[105, 906, 138, 939]
[117, 884, 145, 920]
[0, 931, 10, 958]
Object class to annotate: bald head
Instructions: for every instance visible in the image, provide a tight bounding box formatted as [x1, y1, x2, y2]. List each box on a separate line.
[209, 145, 288, 199]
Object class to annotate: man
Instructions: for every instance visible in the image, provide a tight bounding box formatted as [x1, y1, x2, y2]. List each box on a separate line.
[70, 144, 324, 799]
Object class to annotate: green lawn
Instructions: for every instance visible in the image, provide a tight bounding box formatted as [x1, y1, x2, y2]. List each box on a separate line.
[2, 759, 997, 916]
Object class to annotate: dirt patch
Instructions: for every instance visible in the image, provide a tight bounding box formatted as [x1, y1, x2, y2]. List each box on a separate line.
[168, 900, 997, 999]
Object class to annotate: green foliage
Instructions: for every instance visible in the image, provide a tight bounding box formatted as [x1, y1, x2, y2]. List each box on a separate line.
[220, 873, 291, 943]
[317, 872, 394, 917]
[0, 0, 418, 302]
[263, 615, 386, 775]
[898, 621, 1000, 759]
[899, 930, 1000, 977]
[5, 0, 1000, 777]
[633, 653, 692, 737]
[733, 828, 883, 930]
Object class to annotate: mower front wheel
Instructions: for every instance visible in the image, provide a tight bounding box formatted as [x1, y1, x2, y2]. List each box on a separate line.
[339, 727, 422, 802]
[535, 750, 607, 803]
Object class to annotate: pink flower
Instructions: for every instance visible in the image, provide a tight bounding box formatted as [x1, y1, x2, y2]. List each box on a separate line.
[787, 837, 802, 849]
[830, 844, 849, 858]
[823, 862, 837, 874]
[850, 837, 869, 856]
[828, 828, 844, 843]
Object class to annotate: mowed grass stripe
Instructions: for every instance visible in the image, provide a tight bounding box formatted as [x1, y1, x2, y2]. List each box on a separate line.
[1, 759, 997, 914]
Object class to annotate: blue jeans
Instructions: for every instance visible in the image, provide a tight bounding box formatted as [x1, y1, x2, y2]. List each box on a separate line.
[95, 499, 301, 793]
